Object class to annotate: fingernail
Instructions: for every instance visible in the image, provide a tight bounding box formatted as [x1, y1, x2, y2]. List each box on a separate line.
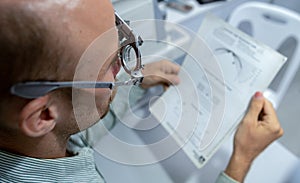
[254, 91, 264, 99]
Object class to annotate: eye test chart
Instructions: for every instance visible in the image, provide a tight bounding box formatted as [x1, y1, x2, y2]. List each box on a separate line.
[150, 14, 287, 168]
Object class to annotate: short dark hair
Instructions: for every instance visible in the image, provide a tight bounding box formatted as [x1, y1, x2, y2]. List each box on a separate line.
[0, 5, 47, 95]
[0, 3, 73, 98]
[0, 3, 73, 122]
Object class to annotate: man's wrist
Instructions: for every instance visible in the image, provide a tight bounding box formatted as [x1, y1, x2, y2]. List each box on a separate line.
[224, 151, 253, 182]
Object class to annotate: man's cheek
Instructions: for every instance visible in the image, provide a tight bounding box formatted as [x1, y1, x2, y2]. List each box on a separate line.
[94, 89, 110, 100]
[95, 89, 112, 109]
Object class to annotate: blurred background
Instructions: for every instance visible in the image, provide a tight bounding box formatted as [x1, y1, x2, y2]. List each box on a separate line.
[95, 1, 300, 182]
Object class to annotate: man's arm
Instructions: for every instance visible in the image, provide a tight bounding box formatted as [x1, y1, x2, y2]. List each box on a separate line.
[224, 92, 284, 182]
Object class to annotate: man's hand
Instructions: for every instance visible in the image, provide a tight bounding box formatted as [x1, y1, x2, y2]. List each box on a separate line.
[225, 92, 283, 182]
[141, 60, 180, 89]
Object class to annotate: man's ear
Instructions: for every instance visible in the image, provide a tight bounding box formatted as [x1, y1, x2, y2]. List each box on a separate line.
[19, 95, 58, 137]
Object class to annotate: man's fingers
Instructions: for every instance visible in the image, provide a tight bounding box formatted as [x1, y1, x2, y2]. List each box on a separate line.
[169, 62, 180, 74]
[262, 99, 276, 116]
[160, 61, 180, 85]
[244, 92, 265, 122]
[161, 60, 181, 74]
[140, 60, 181, 89]
[262, 99, 283, 136]
[160, 73, 180, 85]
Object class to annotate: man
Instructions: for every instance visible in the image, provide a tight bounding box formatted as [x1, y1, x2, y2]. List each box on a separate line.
[0, 0, 283, 182]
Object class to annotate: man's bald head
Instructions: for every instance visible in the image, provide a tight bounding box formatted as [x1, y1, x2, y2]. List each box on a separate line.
[0, 0, 117, 130]
[0, 0, 116, 98]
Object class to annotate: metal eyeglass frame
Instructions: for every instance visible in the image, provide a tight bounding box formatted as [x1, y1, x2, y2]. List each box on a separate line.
[10, 12, 144, 99]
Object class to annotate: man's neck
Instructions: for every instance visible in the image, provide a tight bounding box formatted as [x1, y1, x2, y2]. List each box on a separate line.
[0, 132, 70, 159]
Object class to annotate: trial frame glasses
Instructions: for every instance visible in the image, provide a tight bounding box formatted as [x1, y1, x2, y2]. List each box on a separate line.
[10, 12, 144, 99]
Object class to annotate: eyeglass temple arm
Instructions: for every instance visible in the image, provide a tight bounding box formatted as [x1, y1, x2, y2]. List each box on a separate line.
[10, 75, 144, 99]
[10, 81, 114, 99]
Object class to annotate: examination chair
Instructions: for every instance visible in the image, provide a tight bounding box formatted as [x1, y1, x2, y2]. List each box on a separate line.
[228, 1, 300, 109]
